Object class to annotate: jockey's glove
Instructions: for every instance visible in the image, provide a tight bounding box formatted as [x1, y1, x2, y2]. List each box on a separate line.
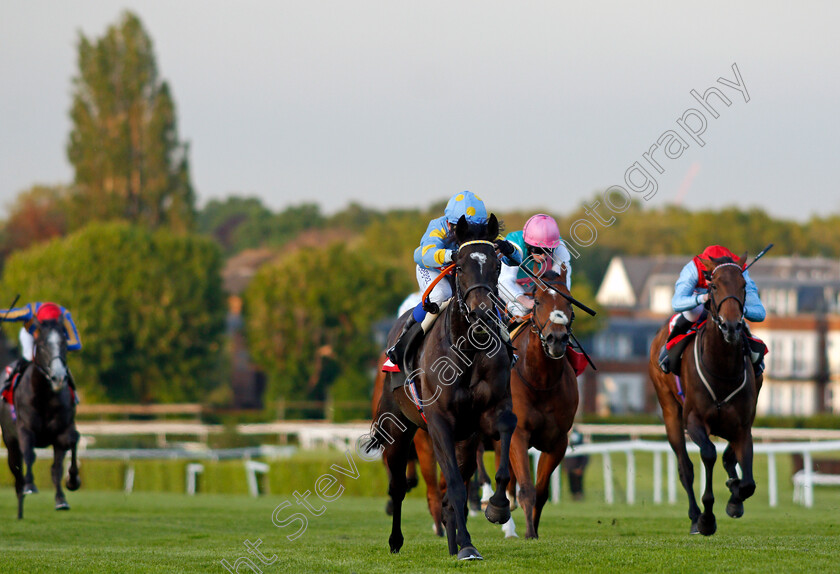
[443, 250, 455, 264]
[495, 240, 515, 257]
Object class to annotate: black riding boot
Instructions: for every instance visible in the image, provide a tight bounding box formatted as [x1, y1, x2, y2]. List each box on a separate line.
[1, 358, 26, 395]
[386, 315, 418, 368]
[659, 315, 693, 374]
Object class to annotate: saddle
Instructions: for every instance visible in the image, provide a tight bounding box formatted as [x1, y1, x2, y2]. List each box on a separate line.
[665, 320, 768, 375]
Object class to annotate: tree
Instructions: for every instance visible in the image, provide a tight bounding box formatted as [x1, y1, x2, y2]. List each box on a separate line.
[67, 11, 194, 231]
[0, 222, 226, 403]
[1, 185, 70, 256]
[244, 242, 411, 406]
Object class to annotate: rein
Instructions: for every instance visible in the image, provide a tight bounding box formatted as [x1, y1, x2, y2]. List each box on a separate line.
[693, 323, 748, 409]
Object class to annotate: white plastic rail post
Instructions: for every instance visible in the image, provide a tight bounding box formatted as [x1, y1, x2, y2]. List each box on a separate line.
[602, 452, 614, 504]
[626, 450, 635, 505]
[767, 452, 777, 507]
[186, 463, 204, 495]
[667, 452, 677, 504]
[802, 451, 814, 508]
[245, 460, 270, 497]
[653, 450, 663, 504]
[124, 464, 135, 494]
[551, 465, 561, 504]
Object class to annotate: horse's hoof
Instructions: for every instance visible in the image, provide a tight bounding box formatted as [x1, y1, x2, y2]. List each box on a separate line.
[23, 485, 38, 495]
[485, 501, 511, 525]
[433, 522, 444, 537]
[739, 482, 756, 500]
[726, 500, 744, 518]
[385, 499, 394, 516]
[698, 514, 717, 536]
[388, 535, 403, 554]
[55, 501, 70, 511]
[406, 476, 419, 491]
[458, 546, 483, 560]
[689, 522, 700, 535]
[66, 476, 81, 491]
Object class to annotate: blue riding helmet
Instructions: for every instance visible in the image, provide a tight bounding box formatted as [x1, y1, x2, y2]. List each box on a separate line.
[444, 191, 487, 224]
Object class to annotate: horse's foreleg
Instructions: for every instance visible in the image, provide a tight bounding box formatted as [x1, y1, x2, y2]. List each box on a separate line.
[686, 416, 717, 536]
[18, 430, 38, 495]
[66, 430, 81, 491]
[52, 445, 69, 510]
[662, 404, 700, 533]
[508, 430, 534, 538]
[427, 415, 479, 560]
[533, 442, 566, 539]
[485, 407, 516, 526]
[725, 434, 756, 518]
[5, 437, 25, 519]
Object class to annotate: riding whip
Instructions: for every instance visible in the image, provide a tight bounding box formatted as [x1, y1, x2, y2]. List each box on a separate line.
[744, 244, 774, 272]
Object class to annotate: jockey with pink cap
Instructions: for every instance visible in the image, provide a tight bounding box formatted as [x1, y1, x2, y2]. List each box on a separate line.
[498, 214, 572, 318]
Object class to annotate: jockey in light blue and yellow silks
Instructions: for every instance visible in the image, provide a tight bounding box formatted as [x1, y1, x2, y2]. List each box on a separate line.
[385, 191, 519, 372]
[0, 302, 81, 397]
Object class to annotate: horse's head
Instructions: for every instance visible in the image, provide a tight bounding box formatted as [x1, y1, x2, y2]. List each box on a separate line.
[531, 268, 573, 359]
[453, 213, 501, 335]
[698, 253, 748, 345]
[32, 319, 69, 392]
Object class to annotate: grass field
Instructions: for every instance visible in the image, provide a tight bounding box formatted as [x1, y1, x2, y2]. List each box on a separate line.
[1, 478, 838, 573]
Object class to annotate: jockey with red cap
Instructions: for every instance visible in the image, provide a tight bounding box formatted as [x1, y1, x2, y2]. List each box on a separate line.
[498, 214, 572, 318]
[0, 302, 82, 398]
[658, 246, 766, 374]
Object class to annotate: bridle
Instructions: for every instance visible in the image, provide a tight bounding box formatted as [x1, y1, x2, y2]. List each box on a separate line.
[454, 240, 499, 326]
[32, 325, 68, 382]
[706, 262, 745, 331]
[529, 282, 574, 359]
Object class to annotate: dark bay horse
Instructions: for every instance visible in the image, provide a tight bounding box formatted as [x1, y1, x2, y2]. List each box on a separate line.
[371, 357, 444, 536]
[506, 269, 578, 539]
[372, 214, 515, 560]
[0, 319, 81, 519]
[649, 254, 759, 535]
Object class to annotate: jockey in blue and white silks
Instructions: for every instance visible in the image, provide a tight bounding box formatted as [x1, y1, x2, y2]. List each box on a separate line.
[385, 191, 518, 371]
[0, 302, 82, 397]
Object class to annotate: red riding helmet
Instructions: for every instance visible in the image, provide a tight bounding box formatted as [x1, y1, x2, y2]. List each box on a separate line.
[36, 302, 62, 322]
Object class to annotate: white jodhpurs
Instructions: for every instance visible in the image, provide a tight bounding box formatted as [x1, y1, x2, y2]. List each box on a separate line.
[416, 265, 452, 306]
[19, 327, 34, 361]
[681, 303, 705, 323]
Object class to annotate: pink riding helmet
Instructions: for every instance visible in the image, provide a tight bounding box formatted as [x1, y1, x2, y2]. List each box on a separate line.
[523, 214, 561, 249]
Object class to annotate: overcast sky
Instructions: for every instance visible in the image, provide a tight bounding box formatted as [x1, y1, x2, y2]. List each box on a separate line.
[2, 1, 838, 221]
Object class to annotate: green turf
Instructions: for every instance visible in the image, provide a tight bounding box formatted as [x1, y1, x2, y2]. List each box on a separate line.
[0, 481, 838, 573]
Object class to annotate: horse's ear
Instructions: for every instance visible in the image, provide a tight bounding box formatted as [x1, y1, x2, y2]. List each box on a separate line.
[698, 257, 715, 272]
[738, 251, 748, 269]
[455, 215, 469, 243]
[487, 213, 499, 240]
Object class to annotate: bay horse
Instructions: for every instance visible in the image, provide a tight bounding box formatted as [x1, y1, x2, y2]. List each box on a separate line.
[371, 214, 516, 560]
[649, 253, 759, 535]
[0, 318, 81, 519]
[371, 358, 444, 536]
[505, 269, 578, 539]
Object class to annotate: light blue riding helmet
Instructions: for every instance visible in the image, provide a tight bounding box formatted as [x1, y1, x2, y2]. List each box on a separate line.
[444, 191, 487, 224]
